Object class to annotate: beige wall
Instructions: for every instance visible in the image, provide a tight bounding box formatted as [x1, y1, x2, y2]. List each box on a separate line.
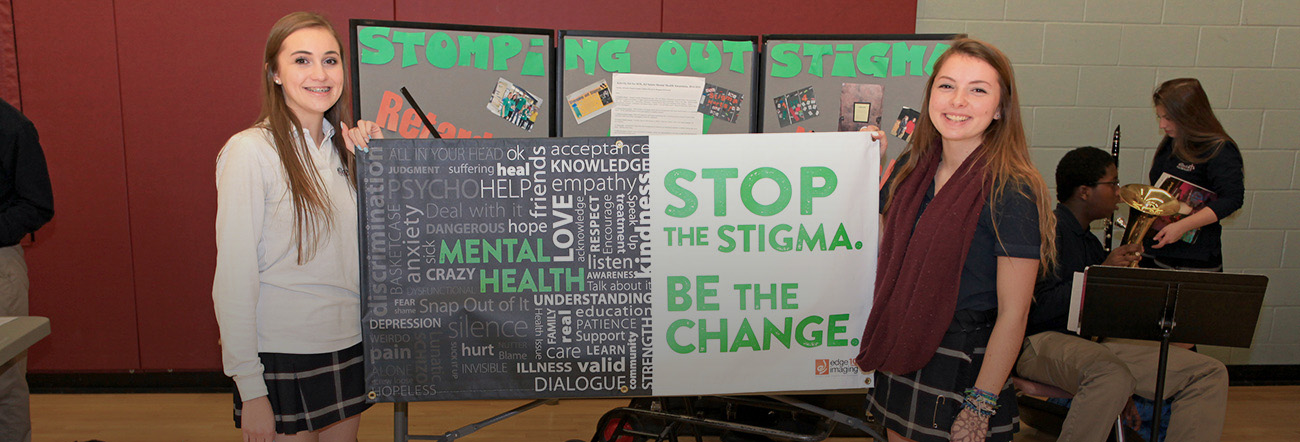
[915, 0, 1300, 365]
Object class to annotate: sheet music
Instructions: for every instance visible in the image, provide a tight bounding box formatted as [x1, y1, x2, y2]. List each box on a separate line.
[1067, 272, 1084, 333]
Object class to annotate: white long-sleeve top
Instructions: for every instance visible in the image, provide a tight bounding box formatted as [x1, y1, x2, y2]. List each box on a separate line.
[213, 121, 360, 402]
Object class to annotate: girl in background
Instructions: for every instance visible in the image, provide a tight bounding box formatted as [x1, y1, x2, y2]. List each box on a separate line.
[1143, 78, 1244, 271]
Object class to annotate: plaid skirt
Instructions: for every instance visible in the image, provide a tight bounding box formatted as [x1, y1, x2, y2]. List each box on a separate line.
[234, 342, 371, 434]
[866, 310, 1019, 442]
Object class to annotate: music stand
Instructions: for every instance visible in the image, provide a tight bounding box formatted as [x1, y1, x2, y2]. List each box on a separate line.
[1080, 266, 1267, 442]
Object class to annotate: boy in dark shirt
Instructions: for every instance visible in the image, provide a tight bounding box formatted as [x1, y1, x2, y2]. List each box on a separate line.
[1015, 147, 1226, 442]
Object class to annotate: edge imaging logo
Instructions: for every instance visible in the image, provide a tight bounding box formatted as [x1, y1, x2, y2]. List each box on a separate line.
[814, 358, 859, 376]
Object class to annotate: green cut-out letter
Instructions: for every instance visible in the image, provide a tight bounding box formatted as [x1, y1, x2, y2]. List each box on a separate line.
[426, 32, 457, 69]
[358, 27, 394, 65]
[722, 40, 754, 73]
[491, 35, 521, 71]
[600, 39, 631, 73]
[802, 44, 834, 78]
[657, 40, 687, 74]
[831, 43, 856, 77]
[925, 43, 951, 76]
[391, 30, 427, 68]
[457, 34, 490, 69]
[769, 43, 802, 78]
[564, 38, 597, 75]
[689, 41, 722, 74]
[856, 42, 890, 78]
[520, 38, 546, 76]
[891, 41, 927, 77]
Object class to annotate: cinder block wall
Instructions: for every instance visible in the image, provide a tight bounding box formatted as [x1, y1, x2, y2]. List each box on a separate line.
[916, 0, 1299, 365]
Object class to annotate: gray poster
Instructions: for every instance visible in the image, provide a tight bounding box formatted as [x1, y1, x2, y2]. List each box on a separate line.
[558, 31, 760, 136]
[352, 21, 554, 140]
[760, 35, 956, 160]
[360, 137, 652, 401]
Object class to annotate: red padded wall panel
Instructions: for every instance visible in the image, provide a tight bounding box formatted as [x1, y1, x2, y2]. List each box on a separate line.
[395, 0, 662, 33]
[114, 0, 394, 370]
[662, 0, 915, 35]
[14, 0, 140, 371]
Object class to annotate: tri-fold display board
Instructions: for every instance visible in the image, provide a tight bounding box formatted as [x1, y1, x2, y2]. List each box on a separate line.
[349, 19, 956, 402]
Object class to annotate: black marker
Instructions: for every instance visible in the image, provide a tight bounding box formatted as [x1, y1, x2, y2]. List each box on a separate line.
[400, 86, 442, 139]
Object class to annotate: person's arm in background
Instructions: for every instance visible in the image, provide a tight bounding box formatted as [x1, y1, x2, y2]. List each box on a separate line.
[1152, 142, 1243, 248]
[0, 108, 54, 245]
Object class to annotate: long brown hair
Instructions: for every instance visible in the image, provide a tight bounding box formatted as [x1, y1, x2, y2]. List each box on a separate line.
[883, 38, 1056, 275]
[1153, 78, 1233, 164]
[259, 11, 356, 263]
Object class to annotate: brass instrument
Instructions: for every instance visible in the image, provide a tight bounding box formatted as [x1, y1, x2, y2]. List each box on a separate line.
[1117, 184, 1181, 267]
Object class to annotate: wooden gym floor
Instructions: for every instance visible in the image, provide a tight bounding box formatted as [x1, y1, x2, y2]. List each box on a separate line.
[29, 386, 1300, 441]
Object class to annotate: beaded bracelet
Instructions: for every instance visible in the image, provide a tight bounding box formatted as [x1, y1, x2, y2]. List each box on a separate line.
[962, 387, 999, 417]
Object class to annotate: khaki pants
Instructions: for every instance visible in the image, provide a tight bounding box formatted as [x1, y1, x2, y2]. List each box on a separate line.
[0, 245, 30, 442]
[1016, 331, 1227, 442]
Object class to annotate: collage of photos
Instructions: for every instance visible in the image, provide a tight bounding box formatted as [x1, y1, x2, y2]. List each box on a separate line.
[486, 77, 543, 132]
[773, 86, 819, 127]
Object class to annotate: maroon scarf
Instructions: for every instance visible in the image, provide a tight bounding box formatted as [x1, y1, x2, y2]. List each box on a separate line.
[855, 146, 988, 374]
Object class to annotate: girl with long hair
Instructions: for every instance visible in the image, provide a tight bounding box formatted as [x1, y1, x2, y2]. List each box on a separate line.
[1143, 78, 1244, 271]
[855, 38, 1056, 442]
[213, 11, 380, 442]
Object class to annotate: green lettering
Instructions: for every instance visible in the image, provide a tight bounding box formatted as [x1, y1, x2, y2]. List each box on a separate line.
[439, 240, 464, 263]
[891, 41, 927, 77]
[796, 315, 824, 348]
[656, 40, 687, 74]
[391, 31, 426, 68]
[491, 35, 521, 71]
[667, 276, 692, 311]
[521, 38, 546, 76]
[800, 166, 837, 215]
[702, 168, 738, 216]
[358, 27, 394, 65]
[667, 319, 696, 354]
[729, 318, 761, 352]
[763, 317, 793, 349]
[829, 224, 853, 250]
[426, 32, 456, 69]
[803, 43, 834, 78]
[827, 314, 850, 346]
[856, 42, 890, 78]
[457, 35, 490, 69]
[664, 169, 698, 218]
[769, 43, 802, 78]
[688, 41, 722, 74]
[722, 40, 754, 73]
[599, 39, 631, 73]
[564, 38, 597, 75]
[831, 43, 856, 77]
[741, 167, 791, 216]
[925, 43, 951, 76]
[796, 224, 827, 251]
